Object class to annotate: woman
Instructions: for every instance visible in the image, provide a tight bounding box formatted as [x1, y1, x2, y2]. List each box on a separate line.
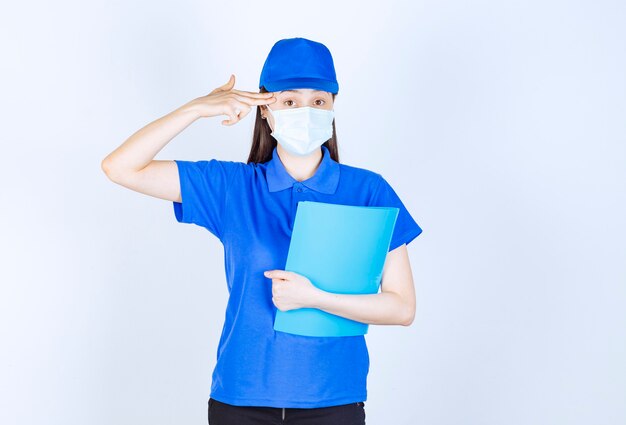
[102, 37, 423, 425]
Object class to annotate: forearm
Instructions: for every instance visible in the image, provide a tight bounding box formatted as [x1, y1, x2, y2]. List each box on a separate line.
[310, 290, 412, 326]
[102, 100, 202, 174]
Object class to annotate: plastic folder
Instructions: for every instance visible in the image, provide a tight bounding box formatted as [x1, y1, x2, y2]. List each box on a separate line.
[273, 201, 399, 337]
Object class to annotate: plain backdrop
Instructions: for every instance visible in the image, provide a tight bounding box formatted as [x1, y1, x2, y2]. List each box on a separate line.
[1, 1, 625, 424]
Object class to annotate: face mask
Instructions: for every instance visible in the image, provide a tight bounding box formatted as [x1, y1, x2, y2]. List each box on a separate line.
[266, 105, 335, 156]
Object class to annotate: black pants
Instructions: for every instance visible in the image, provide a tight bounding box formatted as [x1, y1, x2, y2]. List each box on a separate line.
[208, 397, 366, 425]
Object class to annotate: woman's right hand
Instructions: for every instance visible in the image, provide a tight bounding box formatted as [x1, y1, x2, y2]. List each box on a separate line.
[188, 74, 276, 126]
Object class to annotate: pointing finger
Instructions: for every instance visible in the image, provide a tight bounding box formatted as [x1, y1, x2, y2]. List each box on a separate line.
[231, 89, 275, 98]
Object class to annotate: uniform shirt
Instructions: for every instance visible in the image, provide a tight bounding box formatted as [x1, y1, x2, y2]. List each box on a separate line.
[172, 144, 423, 408]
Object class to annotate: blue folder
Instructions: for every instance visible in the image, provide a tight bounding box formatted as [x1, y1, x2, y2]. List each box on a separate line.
[273, 201, 399, 337]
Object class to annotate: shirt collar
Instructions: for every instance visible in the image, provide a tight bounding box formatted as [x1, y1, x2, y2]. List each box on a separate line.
[266, 145, 340, 194]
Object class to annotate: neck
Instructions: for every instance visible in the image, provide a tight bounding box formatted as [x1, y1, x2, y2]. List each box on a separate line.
[276, 145, 323, 182]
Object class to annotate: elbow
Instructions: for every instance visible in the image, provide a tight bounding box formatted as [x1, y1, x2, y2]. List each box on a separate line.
[401, 316, 414, 327]
[400, 306, 415, 326]
[101, 158, 111, 176]
[101, 157, 115, 178]
[101, 157, 123, 182]
[386, 291, 415, 326]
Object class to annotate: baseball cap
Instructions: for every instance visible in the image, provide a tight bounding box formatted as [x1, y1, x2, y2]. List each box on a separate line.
[259, 37, 339, 94]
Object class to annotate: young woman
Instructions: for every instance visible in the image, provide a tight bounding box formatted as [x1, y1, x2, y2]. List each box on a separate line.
[102, 37, 423, 425]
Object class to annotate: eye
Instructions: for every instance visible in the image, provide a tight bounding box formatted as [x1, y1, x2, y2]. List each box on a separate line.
[314, 99, 326, 106]
[284, 100, 295, 107]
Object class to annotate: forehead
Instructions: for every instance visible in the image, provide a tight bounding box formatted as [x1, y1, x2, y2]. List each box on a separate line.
[278, 89, 331, 96]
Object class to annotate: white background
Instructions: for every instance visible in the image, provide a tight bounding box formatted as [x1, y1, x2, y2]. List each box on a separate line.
[1, 1, 625, 424]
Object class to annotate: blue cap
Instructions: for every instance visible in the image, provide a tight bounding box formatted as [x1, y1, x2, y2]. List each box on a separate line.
[259, 37, 339, 94]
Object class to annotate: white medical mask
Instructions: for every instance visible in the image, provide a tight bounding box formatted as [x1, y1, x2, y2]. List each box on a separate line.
[266, 105, 335, 156]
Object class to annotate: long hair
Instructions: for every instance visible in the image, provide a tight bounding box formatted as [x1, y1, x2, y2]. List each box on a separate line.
[246, 86, 340, 164]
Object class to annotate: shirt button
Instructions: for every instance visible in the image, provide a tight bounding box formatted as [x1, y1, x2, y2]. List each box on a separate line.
[296, 187, 303, 192]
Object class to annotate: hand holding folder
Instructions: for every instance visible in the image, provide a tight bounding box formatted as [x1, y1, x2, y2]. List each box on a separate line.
[273, 201, 399, 337]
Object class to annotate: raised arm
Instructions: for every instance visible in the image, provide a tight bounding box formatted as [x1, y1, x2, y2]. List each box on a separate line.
[100, 74, 276, 202]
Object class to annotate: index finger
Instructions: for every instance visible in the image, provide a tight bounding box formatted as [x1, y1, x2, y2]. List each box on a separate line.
[231, 89, 274, 98]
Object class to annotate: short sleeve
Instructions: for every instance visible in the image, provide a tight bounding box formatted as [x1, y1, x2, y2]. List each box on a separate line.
[369, 174, 423, 252]
[172, 159, 240, 239]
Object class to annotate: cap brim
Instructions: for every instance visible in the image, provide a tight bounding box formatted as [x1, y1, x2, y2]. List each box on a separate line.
[262, 77, 338, 94]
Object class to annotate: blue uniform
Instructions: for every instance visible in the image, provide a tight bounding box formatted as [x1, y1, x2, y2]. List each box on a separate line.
[172, 144, 423, 408]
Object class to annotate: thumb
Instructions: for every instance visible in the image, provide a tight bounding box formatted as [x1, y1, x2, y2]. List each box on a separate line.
[221, 74, 235, 90]
[264, 270, 292, 280]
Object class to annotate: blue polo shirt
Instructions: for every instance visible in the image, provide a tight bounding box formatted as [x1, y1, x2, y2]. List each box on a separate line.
[172, 144, 422, 408]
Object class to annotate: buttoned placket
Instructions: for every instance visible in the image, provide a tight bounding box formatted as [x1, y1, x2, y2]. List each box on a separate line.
[289, 182, 308, 230]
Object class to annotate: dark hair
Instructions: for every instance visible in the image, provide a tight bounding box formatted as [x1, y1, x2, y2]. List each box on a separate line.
[245, 86, 340, 164]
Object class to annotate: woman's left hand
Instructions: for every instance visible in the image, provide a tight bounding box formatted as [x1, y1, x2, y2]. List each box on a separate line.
[263, 270, 321, 311]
